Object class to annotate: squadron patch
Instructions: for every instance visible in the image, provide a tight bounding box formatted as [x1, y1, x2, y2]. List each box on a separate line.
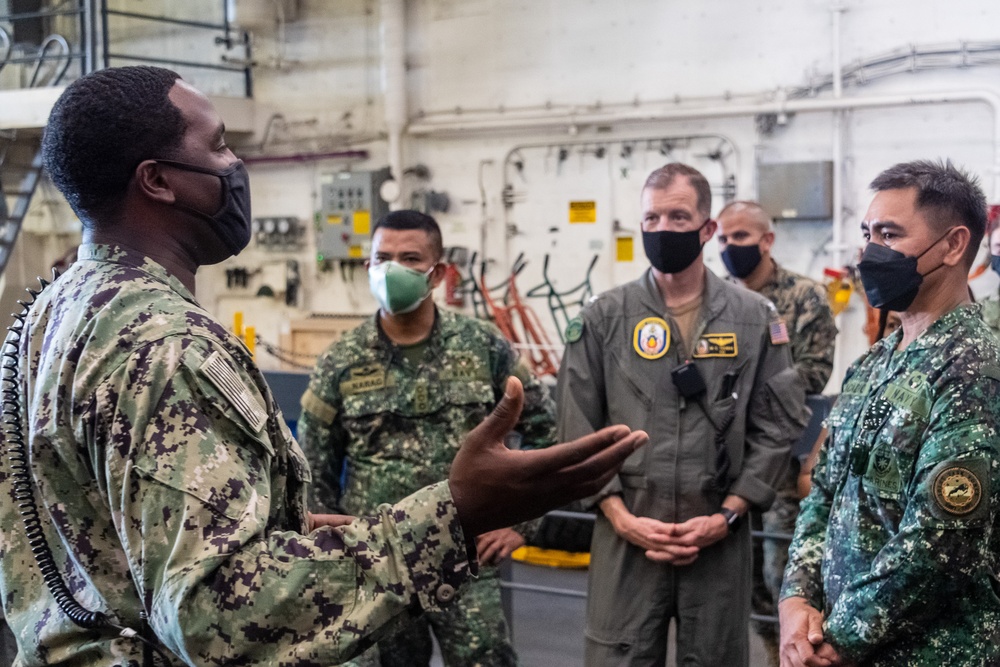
[693, 333, 738, 358]
[565, 316, 584, 343]
[933, 466, 982, 516]
[633, 317, 670, 360]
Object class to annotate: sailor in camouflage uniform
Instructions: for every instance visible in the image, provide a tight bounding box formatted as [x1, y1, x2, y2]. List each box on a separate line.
[299, 211, 557, 667]
[980, 210, 1000, 339]
[780, 160, 1000, 666]
[0, 67, 643, 667]
[716, 200, 838, 664]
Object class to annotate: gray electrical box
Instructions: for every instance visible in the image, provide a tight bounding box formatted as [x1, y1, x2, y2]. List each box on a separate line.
[758, 161, 833, 220]
[316, 168, 392, 261]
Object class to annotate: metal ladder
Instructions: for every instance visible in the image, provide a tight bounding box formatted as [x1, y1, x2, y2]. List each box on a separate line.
[0, 132, 43, 277]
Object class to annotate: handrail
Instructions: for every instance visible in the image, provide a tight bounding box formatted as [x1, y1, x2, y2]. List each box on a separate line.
[28, 34, 72, 87]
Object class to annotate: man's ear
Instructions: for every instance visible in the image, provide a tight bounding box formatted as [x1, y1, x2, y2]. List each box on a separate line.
[943, 226, 971, 266]
[428, 262, 447, 288]
[133, 160, 176, 205]
[760, 231, 776, 254]
[702, 219, 718, 242]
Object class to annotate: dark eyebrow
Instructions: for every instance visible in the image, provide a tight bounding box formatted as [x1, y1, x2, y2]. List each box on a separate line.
[869, 220, 904, 234]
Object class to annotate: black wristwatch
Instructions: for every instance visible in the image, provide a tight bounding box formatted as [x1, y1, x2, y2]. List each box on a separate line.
[718, 507, 742, 533]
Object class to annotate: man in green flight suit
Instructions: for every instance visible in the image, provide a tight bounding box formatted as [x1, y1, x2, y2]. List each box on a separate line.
[299, 210, 557, 667]
[0, 66, 645, 667]
[781, 159, 1000, 666]
[716, 200, 838, 665]
[559, 162, 809, 666]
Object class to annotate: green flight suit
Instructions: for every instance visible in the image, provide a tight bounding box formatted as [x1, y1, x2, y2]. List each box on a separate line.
[782, 303, 1000, 665]
[298, 308, 557, 667]
[0, 244, 473, 666]
[559, 269, 807, 667]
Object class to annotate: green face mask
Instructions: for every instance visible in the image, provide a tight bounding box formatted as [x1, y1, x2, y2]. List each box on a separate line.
[368, 261, 434, 314]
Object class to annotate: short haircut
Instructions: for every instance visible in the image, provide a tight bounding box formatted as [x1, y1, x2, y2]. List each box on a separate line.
[42, 66, 186, 226]
[717, 200, 773, 233]
[643, 163, 712, 218]
[372, 210, 444, 260]
[870, 159, 987, 267]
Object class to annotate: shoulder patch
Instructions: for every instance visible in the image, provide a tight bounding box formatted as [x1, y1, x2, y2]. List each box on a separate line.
[565, 316, 584, 343]
[925, 458, 990, 523]
[199, 350, 268, 432]
[300, 387, 338, 425]
[769, 319, 790, 345]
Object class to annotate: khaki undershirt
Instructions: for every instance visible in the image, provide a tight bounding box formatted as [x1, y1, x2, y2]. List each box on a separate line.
[667, 292, 704, 358]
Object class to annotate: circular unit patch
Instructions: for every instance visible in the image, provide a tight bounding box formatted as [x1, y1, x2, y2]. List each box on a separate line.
[933, 466, 982, 516]
[633, 317, 671, 360]
[565, 317, 584, 343]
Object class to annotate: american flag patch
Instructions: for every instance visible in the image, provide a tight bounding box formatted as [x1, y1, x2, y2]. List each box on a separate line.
[769, 319, 790, 345]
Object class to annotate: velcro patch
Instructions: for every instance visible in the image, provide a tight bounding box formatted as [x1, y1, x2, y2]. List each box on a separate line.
[693, 333, 738, 358]
[300, 387, 337, 425]
[199, 351, 268, 432]
[933, 465, 983, 516]
[340, 364, 387, 394]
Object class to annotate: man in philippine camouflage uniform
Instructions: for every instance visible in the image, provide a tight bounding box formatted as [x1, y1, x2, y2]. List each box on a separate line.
[299, 210, 557, 667]
[716, 200, 838, 665]
[0, 66, 645, 667]
[780, 159, 1000, 666]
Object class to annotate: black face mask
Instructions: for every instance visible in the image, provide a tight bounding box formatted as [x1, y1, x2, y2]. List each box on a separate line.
[991, 254, 1000, 277]
[721, 243, 763, 279]
[643, 221, 708, 274]
[856, 230, 950, 312]
[156, 158, 253, 257]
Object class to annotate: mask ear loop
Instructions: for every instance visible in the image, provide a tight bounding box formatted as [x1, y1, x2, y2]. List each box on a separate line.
[876, 308, 889, 341]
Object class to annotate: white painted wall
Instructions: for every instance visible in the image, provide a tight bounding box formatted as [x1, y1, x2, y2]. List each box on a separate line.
[12, 0, 1000, 383]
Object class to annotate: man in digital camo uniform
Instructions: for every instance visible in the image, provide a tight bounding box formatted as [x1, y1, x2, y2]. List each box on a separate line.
[716, 200, 838, 665]
[0, 66, 645, 667]
[780, 159, 1000, 666]
[559, 163, 808, 666]
[299, 210, 557, 667]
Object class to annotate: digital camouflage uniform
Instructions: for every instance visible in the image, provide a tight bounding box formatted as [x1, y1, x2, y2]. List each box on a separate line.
[746, 261, 837, 659]
[782, 303, 1000, 665]
[298, 309, 557, 667]
[981, 290, 1000, 340]
[0, 244, 474, 667]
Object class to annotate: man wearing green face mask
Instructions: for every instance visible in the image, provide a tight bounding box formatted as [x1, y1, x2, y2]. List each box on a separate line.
[299, 210, 557, 667]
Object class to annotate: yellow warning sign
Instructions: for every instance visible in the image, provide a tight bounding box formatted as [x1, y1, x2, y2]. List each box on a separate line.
[353, 210, 371, 235]
[348, 245, 363, 259]
[616, 236, 634, 262]
[326, 214, 344, 225]
[569, 201, 597, 224]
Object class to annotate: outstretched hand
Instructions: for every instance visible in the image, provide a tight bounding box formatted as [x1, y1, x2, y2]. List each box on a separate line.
[449, 377, 648, 537]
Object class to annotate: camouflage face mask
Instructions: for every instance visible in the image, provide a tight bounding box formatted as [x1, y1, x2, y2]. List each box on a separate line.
[368, 261, 434, 314]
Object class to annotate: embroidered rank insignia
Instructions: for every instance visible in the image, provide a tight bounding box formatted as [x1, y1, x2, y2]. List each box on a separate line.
[933, 466, 982, 516]
[693, 333, 738, 358]
[769, 319, 790, 345]
[633, 317, 670, 360]
[565, 316, 584, 343]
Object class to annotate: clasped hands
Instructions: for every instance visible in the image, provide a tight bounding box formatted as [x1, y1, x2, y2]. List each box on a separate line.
[604, 501, 729, 565]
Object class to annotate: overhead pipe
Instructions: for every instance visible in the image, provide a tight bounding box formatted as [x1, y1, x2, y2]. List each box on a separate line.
[240, 150, 370, 166]
[380, 0, 406, 210]
[408, 89, 1000, 199]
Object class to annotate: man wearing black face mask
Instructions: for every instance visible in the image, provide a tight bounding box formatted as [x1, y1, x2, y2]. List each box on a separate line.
[716, 200, 838, 666]
[781, 160, 1000, 667]
[558, 163, 808, 666]
[0, 66, 648, 666]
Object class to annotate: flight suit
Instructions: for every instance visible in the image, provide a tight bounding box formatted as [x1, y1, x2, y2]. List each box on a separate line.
[299, 309, 557, 667]
[559, 269, 807, 666]
[0, 244, 473, 666]
[782, 303, 1000, 665]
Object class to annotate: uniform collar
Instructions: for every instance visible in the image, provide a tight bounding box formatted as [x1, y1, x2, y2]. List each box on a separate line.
[77, 243, 197, 304]
[898, 302, 982, 352]
[640, 266, 727, 321]
[366, 305, 457, 353]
